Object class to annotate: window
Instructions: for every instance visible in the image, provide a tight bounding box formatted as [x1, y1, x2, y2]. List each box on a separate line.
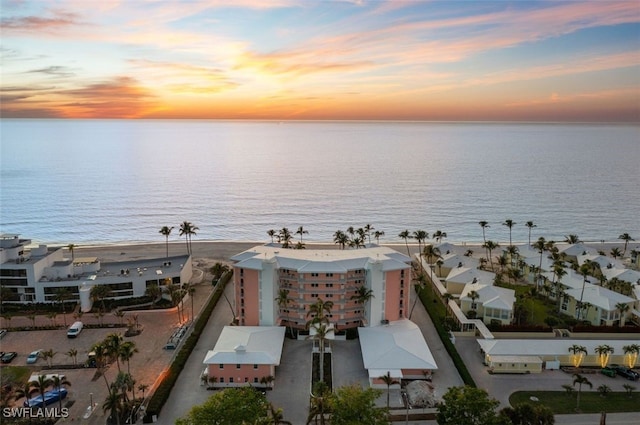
[237, 364, 241, 369]
[244, 377, 249, 383]
[219, 364, 224, 369]
[253, 364, 258, 369]
[229, 377, 234, 383]
[326, 273, 334, 277]
[220, 377, 224, 383]
[254, 377, 259, 383]
[471, 302, 477, 310]
[311, 273, 319, 277]
[240, 269, 244, 276]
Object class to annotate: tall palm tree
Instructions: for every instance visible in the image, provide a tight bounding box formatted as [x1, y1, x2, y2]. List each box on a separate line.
[138, 383, 149, 401]
[307, 322, 334, 384]
[308, 381, 331, 425]
[568, 345, 587, 367]
[67, 243, 76, 262]
[30, 375, 52, 408]
[90, 284, 111, 311]
[594, 344, 614, 368]
[572, 373, 592, 411]
[616, 302, 630, 326]
[350, 285, 374, 325]
[618, 233, 635, 257]
[373, 230, 385, 245]
[380, 371, 399, 409]
[158, 226, 174, 258]
[67, 348, 78, 366]
[364, 224, 375, 244]
[525, 221, 536, 246]
[53, 288, 71, 327]
[14, 381, 34, 409]
[51, 375, 71, 411]
[502, 219, 516, 246]
[179, 221, 197, 255]
[275, 289, 294, 337]
[119, 341, 138, 374]
[296, 226, 309, 243]
[92, 342, 112, 390]
[482, 240, 499, 271]
[479, 221, 490, 243]
[306, 298, 334, 327]
[532, 237, 547, 289]
[412, 230, 428, 260]
[398, 230, 412, 258]
[106, 333, 124, 372]
[622, 344, 640, 368]
[610, 247, 622, 259]
[577, 260, 598, 320]
[41, 349, 56, 368]
[267, 229, 276, 243]
[268, 402, 293, 425]
[103, 387, 124, 425]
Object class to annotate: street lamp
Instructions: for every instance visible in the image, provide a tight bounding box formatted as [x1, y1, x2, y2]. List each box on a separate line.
[401, 391, 409, 425]
[90, 392, 93, 410]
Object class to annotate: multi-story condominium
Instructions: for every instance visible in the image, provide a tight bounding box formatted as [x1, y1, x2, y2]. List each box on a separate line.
[0, 234, 191, 310]
[230, 244, 411, 330]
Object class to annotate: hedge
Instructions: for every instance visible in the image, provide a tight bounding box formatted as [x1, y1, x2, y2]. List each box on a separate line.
[143, 271, 232, 422]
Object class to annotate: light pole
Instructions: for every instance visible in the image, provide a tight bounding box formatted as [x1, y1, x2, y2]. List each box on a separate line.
[402, 391, 409, 425]
[90, 392, 93, 410]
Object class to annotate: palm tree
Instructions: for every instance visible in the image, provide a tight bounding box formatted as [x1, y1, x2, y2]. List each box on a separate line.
[308, 381, 331, 425]
[67, 243, 76, 262]
[373, 230, 385, 245]
[333, 230, 348, 250]
[577, 260, 598, 320]
[119, 341, 138, 374]
[350, 285, 374, 325]
[267, 402, 293, 425]
[51, 375, 71, 410]
[412, 230, 428, 260]
[54, 288, 71, 327]
[595, 344, 614, 368]
[14, 381, 34, 409]
[364, 224, 375, 244]
[616, 302, 630, 326]
[267, 229, 276, 243]
[532, 237, 547, 289]
[502, 219, 516, 246]
[138, 383, 149, 400]
[103, 387, 124, 425]
[622, 344, 640, 368]
[106, 333, 124, 372]
[307, 322, 333, 384]
[398, 230, 412, 258]
[296, 226, 309, 243]
[41, 349, 56, 368]
[479, 221, 490, 243]
[610, 247, 622, 259]
[380, 371, 399, 409]
[30, 375, 52, 407]
[572, 373, 592, 411]
[144, 284, 162, 307]
[482, 240, 499, 271]
[618, 233, 635, 257]
[179, 221, 194, 255]
[67, 348, 78, 366]
[433, 230, 447, 243]
[47, 311, 57, 327]
[275, 289, 294, 337]
[92, 342, 111, 390]
[568, 344, 587, 367]
[90, 284, 111, 311]
[525, 221, 536, 246]
[306, 298, 334, 327]
[279, 227, 293, 248]
[158, 226, 174, 258]
[564, 234, 581, 244]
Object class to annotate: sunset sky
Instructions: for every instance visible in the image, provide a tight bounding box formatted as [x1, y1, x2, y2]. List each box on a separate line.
[1, 0, 639, 121]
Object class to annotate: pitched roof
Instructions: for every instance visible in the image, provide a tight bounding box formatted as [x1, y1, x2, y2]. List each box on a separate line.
[602, 267, 640, 285]
[358, 319, 437, 372]
[446, 267, 495, 285]
[203, 326, 285, 366]
[565, 284, 635, 311]
[441, 253, 479, 269]
[460, 283, 515, 311]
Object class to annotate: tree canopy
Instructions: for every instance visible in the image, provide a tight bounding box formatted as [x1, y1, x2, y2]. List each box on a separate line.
[329, 384, 388, 425]
[436, 386, 504, 425]
[176, 387, 269, 425]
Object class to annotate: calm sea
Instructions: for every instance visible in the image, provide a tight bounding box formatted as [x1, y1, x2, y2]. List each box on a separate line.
[1, 120, 638, 246]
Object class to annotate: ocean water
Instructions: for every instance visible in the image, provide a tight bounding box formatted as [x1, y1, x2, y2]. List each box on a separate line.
[1, 120, 638, 246]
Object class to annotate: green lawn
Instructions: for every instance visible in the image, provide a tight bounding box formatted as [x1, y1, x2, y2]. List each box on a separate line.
[0, 366, 32, 386]
[509, 391, 640, 414]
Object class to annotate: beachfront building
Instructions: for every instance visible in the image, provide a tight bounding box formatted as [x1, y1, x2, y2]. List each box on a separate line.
[359, 319, 438, 387]
[443, 267, 495, 295]
[562, 284, 635, 326]
[0, 234, 191, 310]
[230, 244, 411, 331]
[202, 326, 285, 389]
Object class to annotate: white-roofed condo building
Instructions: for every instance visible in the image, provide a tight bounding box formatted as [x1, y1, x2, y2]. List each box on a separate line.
[230, 245, 412, 331]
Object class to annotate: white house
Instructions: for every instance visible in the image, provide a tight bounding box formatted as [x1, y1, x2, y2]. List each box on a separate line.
[460, 283, 515, 325]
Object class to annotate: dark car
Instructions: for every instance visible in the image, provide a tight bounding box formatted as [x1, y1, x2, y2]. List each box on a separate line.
[1, 352, 17, 363]
[612, 364, 640, 381]
[600, 366, 617, 378]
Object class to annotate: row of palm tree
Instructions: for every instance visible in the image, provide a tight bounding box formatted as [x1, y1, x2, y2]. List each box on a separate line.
[568, 343, 640, 368]
[11, 374, 71, 411]
[332, 225, 383, 249]
[398, 229, 448, 259]
[266, 227, 308, 249]
[480, 220, 537, 246]
[158, 221, 199, 257]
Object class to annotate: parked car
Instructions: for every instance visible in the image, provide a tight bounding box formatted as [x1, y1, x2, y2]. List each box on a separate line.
[612, 364, 640, 380]
[1, 352, 17, 363]
[26, 350, 42, 364]
[600, 366, 617, 377]
[23, 388, 67, 408]
[0, 329, 7, 339]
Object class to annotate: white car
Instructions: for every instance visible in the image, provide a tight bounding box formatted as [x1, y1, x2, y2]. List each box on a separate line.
[26, 350, 42, 364]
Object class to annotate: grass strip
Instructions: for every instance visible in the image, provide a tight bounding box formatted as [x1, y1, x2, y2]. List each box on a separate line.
[509, 390, 640, 414]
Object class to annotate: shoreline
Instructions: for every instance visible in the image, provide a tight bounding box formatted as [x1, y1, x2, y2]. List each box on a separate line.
[68, 239, 635, 264]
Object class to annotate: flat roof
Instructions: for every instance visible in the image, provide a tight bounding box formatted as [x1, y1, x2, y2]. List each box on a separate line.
[203, 326, 286, 366]
[478, 339, 640, 357]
